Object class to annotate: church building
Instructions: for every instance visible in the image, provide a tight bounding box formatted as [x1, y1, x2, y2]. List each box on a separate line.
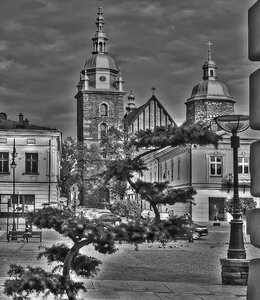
[140, 45, 260, 222]
[75, 5, 259, 221]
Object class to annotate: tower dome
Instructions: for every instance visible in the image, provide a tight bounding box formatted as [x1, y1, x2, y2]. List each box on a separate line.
[84, 53, 117, 71]
[185, 42, 235, 123]
[77, 5, 122, 91]
[189, 79, 233, 101]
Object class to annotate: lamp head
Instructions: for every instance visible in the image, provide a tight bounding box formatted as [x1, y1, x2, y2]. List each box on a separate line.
[10, 161, 17, 169]
[215, 114, 249, 133]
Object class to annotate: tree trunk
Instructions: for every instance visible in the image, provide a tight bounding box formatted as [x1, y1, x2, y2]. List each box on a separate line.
[150, 202, 160, 221]
[63, 239, 91, 300]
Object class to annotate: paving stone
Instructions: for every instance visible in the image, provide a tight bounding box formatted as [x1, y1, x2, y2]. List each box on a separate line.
[198, 296, 242, 300]
[127, 281, 171, 292]
[163, 282, 211, 294]
[116, 291, 161, 300]
[156, 293, 202, 300]
[92, 280, 132, 291]
[201, 285, 247, 296]
[78, 289, 120, 299]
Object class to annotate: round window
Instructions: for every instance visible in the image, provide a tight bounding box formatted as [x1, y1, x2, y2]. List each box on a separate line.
[99, 76, 106, 82]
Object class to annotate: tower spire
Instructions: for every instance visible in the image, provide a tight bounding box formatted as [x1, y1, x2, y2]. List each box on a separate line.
[206, 41, 212, 61]
[203, 41, 217, 80]
[92, 3, 108, 54]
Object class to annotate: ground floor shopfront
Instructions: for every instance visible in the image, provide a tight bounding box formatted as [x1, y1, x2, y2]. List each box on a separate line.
[128, 188, 259, 222]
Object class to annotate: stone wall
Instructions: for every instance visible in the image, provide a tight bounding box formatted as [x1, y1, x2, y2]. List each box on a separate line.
[220, 258, 249, 285]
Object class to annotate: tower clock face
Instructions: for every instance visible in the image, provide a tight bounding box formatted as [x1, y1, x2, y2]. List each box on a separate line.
[99, 76, 106, 82]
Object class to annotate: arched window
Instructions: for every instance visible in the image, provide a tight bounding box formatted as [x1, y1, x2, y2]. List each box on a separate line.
[99, 42, 103, 52]
[100, 103, 108, 116]
[210, 70, 214, 76]
[100, 123, 108, 139]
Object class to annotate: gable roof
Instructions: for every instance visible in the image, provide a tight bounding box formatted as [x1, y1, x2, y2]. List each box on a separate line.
[124, 95, 176, 127]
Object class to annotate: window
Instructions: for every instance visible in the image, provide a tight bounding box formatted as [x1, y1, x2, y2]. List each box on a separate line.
[171, 161, 174, 180]
[25, 153, 38, 174]
[100, 123, 108, 139]
[100, 103, 108, 116]
[27, 139, 36, 145]
[0, 152, 9, 173]
[210, 156, 222, 176]
[0, 138, 7, 143]
[238, 157, 249, 174]
[177, 159, 181, 179]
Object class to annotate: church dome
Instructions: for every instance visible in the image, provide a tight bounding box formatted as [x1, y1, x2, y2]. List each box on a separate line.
[189, 79, 233, 101]
[84, 53, 117, 71]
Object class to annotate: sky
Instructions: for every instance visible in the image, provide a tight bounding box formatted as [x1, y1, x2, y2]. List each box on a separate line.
[0, 0, 257, 138]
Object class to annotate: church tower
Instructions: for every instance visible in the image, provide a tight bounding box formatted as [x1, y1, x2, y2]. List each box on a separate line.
[75, 5, 126, 145]
[185, 42, 235, 124]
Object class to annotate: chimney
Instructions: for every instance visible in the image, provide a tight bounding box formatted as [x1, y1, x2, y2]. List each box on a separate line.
[19, 113, 23, 123]
[0, 112, 7, 120]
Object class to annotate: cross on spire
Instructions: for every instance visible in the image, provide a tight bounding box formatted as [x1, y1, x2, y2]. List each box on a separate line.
[206, 41, 212, 61]
[152, 86, 156, 95]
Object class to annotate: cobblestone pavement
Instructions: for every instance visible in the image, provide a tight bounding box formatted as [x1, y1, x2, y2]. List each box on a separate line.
[0, 225, 259, 299]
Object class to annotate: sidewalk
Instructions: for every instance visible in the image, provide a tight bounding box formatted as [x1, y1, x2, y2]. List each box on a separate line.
[0, 228, 249, 300]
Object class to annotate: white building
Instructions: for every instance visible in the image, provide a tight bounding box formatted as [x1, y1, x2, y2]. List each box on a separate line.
[137, 45, 260, 222]
[0, 113, 61, 217]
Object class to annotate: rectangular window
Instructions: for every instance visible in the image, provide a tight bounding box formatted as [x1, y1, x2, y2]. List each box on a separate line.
[177, 159, 181, 179]
[25, 153, 38, 174]
[210, 156, 222, 176]
[171, 161, 174, 180]
[0, 152, 9, 173]
[27, 138, 36, 144]
[0, 138, 7, 143]
[238, 157, 249, 174]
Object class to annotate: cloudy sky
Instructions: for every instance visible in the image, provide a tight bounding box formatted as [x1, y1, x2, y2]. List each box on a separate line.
[0, 0, 256, 138]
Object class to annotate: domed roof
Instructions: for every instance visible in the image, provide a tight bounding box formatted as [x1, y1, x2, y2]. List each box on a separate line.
[84, 53, 117, 70]
[188, 79, 234, 101]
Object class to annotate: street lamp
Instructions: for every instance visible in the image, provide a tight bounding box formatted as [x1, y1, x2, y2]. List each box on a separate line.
[215, 114, 249, 259]
[10, 138, 17, 235]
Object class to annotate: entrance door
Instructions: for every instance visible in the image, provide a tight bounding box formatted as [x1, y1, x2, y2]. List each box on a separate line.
[209, 197, 225, 221]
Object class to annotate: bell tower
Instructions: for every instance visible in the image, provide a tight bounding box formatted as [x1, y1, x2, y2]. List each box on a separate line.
[75, 4, 126, 207]
[75, 5, 126, 145]
[185, 42, 235, 124]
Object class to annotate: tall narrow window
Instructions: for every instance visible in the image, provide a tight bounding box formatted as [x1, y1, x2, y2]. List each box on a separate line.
[171, 161, 174, 181]
[100, 103, 108, 116]
[210, 156, 222, 176]
[0, 152, 8, 173]
[238, 157, 249, 174]
[177, 159, 181, 179]
[25, 153, 38, 174]
[100, 123, 108, 139]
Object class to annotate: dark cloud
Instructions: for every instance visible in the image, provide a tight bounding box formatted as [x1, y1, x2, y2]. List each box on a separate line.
[0, 0, 256, 137]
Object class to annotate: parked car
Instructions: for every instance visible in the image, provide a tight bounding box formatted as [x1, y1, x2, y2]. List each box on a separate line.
[96, 213, 122, 226]
[189, 222, 208, 240]
[42, 202, 61, 209]
[141, 210, 155, 219]
[173, 215, 208, 241]
[160, 212, 170, 220]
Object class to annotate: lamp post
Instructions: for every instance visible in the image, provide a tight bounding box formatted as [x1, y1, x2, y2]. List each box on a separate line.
[215, 114, 249, 259]
[10, 138, 17, 234]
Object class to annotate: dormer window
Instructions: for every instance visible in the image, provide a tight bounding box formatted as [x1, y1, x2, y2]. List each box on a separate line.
[100, 103, 108, 116]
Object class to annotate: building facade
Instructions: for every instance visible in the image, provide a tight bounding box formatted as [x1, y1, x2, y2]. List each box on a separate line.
[0, 113, 61, 218]
[75, 6, 125, 145]
[139, 46, 260, 222]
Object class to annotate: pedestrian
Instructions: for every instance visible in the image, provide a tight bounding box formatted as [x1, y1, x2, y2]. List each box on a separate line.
[212, 205, 219, 221]
[22, 227, 31, 242]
